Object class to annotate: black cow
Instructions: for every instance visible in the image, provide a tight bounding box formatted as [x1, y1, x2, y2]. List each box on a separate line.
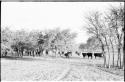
[94, 53, 103, 59]
[82, 53, 87, 58]
[64, 52, 72, 58]
[87, 53, 93, 59]
[82, 53, 93, 59]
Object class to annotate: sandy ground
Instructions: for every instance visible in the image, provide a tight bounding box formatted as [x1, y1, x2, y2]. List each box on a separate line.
[1, 56, 124, 81]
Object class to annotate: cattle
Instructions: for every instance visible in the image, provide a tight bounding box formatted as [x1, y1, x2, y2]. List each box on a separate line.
[82, 52, 93, 59]
[87, 53, 93, 59]
[64, 51, 72, 58]
[94, 53, 103, 59]
[82, 53, 87, 58]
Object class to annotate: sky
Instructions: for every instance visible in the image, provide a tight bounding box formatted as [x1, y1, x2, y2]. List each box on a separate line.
[1, 2, 122, 44]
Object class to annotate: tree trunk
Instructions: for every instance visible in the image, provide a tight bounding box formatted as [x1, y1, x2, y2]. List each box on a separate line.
[122, 46, 124, 69]
[104, 37, 111, 68]
[122, 34, 124, 69]
[117, 47, 120, 67]
[122, 47, 125, 70]
[123, 30, 125, 70]
[107, 46, 111, 68]
[117, 39, 122, 69]
[98, 38, 106, 67]
[102, 46, 106, 67]
[119, 48, 122, 68]
[17, 49, 19, 57]
[110, 38, 115, 67]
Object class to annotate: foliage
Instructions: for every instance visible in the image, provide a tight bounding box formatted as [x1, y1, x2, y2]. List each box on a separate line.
[85, 3, 124, 68]
[1, 27, 77, 57]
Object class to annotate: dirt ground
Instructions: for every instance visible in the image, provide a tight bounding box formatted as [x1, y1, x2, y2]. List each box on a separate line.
[1, 56, 124, 81]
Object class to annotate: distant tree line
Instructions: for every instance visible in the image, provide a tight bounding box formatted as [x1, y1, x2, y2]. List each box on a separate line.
[1, 27, 77, 58]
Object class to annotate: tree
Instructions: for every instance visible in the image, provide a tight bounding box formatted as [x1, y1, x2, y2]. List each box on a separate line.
[1, 27, 14, 57]
[85, 11, 109, 67]
[37, 28, 77, 57]
[84, 3, 124, 69]
[106, 4, 124, 68]
[79, 43, 87, 52]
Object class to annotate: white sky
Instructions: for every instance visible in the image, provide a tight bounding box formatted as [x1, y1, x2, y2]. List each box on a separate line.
[1, 2, 122, 44]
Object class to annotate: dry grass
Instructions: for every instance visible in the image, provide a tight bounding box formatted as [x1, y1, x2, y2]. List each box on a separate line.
[1, 55, 124, 81]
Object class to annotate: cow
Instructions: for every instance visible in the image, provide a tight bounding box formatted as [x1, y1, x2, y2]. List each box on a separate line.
[64, 51, 72, 58]
[87, 53, 93, 59]
[82, 53, 87, 58]
[94, 53, 103, 59]
[82, 52, 93, 59]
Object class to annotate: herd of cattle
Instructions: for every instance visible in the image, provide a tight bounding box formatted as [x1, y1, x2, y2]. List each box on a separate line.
[79, 52, 103, 59]
[1, 47, 103, 59]
[62, 51, 104, 59]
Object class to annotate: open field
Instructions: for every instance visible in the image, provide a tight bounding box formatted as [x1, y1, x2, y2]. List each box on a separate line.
[1, 55, 124, 81]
